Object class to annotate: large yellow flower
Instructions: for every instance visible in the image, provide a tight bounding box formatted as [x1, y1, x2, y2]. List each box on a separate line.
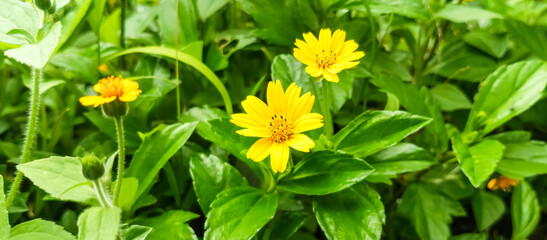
[293, 29, 365, 83]
[231, 81, 324, 173]
[79, 75, 142, 107]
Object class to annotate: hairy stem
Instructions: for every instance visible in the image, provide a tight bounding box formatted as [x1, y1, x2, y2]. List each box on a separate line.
[6, 68, 42, 209]
[112, 117, 125, 206]
[321, 81, 334, 137]
[93, 179, 112, 207]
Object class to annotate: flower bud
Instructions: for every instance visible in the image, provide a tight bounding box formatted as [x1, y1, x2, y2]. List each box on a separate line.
[80, 154, 105, 180]
[35, 0, 51, 11]
[101, 99, 128, 118]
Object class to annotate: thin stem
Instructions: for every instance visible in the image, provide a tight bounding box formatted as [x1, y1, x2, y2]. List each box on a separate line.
[175, 0, 181, 118]
[363, 0, 378, 70]
[93, 180, 112, 207]
[6, 68, 42, 209]
[120, 0, 126, 69]
[320, 81, 334, 137]
[112, 117, 125, 206]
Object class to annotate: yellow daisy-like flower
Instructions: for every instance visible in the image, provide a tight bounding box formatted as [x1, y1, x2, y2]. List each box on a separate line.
[487, 176, 520, 192]
[293, 29, 365, 83]
[231, 81, 324, 173]
[79, 75, 142, 107]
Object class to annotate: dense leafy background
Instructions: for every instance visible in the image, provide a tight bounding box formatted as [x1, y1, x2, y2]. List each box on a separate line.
[1, 0, 547, 239]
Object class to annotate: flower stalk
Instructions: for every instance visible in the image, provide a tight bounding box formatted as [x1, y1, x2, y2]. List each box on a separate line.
[6, 68, 42, 209]
[320, 81, 334, 137]
[112, 116, 125, 206]
[93, 179, 112, 207]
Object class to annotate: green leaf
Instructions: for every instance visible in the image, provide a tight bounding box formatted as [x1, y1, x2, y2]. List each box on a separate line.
[472, 191, 505, 231]
[205, 186, 278, 240]
[117, 178, 139, 213]
[126, 122, 197, 201]
[366, 143, 435, 181]
[77, 207, 121, 240]
[10, 219, 76, 240]
[197, 0, 229, 20]
[313, 183, 385, 240]
[496, 141, 547, 179]
[278, 151, 374, 195]
[189, 153, 248, 214]
[157, 0, 198, 47]
[463, 32, 509, 58]
[120, 224, 152, 240]
[430, 84, 472, 112]
[351, 0, 429, 20]
[435, 5, 503, 23]
[464, 60, 547, 135]
[398, 183, 466, 240]
[448, 126, 504, 187]
[56, 0, 93, 52]
[430, 42, 498, 82]
[511, 181, 540, 240]
[133, 211, 199, 240]
[332, 110, 431, 157]
[0, 0, 40, 46]
[0, 175, 9, 240]
[262, 212, 311, 240]
[5, 22, 62, 69]
[505, 19, 547, 61]
[449, 233, 487, 240]
[107, 46, 233, 114]
[371, 75, 448, 153]
[17, 157, 97, 205]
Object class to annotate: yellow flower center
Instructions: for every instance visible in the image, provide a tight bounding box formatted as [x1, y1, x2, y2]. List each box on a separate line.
[98, 76, 125, 98]
[315, 49, 337, 69]
[269, 114, 293, 143]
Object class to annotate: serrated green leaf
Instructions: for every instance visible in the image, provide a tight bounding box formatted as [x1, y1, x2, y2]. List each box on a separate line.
[0, 0, 40, 46]
[314, 183, 385, 240]
[5, 22, 62, 69]
[333, 110, 431, 157]
[278, 151, 374, 195]
[512, 181, 540, 240]
[17, 156, 98, 205]
[10, 219, 76, 240]
[77, 207, 121, 240]
[189, 153, 248, 214]
[472, 191, 505, 231]
[205, 186, 278, 240]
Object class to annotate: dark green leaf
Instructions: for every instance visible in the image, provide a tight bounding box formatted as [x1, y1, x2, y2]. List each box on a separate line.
[472, 191, 505, 231]
[512, 181, 540, 240]
[278, 151, 374, 195]
[463, 32, 509, 58]
[333, 110, 431, 157]
[505, 19, 547, 61]
[366, 143, 435, 181]
[430, 84, 472, 112]
[134, 211, 199, 240]
[496, 141, 547, 179]
[157, 0, 198, 47]
[449, 233, 486, 240]
[314, 183, 385, 240]
[10, 219, 75, 240]
[262, 212, 311, 240]
[431, 42, 498, 82]
[77, 207, 121, 240]
[205, 187, 278, 240]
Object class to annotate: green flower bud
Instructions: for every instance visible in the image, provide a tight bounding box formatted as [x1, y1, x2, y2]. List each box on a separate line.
[102, 99, 128, 118]
[35, 0, 51, 11]
[80, 154, 105, 180]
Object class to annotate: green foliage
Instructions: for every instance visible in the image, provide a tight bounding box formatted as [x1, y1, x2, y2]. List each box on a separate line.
[77, 207, 121, 240]
[511, 181, 540, 240]
[10, 219, 75, 240]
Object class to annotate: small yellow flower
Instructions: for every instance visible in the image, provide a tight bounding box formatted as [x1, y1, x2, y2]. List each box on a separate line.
[98, 64, 108, 72]
[293, 29, 365, 83]
[231, 81, 324, 173]
[487, 176, 520, 192]
[79, 75, 142, 107]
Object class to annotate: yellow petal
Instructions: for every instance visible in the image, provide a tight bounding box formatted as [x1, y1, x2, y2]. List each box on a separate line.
[270, 142, 290, 173]
[93, 83, 102, 93]
[267, 81, 285, 115]
[337, 51, 365, 64]
[294, 49, 316, 66]
[294, 39, 316, 58]
[79, 96, 103, 107]
[303, 32, 320, 51]
[287, 134, 315, 152]
[123, 80, 140, 92]
[330, 29, 346, 54]
[231, 113, 266, 129]
[318, 28, 332, 51]
[119, 90, 141, 102]
[305, 66, 323, 77]
[241, 96, 272, 123]
[293, 113, 324, 133]
[292, 93, 314, 121]
[103, 96, 117, 105]
[247, 138, 273, 162]
[323, 70, 339, 83]
[285, 83, 302, 121]
[236, 129, 270, 138]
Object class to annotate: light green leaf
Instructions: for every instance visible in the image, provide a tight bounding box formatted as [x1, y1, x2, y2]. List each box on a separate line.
[120, 224, 152, 240]
[197, 0, 230, 20]
[464, 60, 547, 135]
[133, 211, 199, 240]
[512, 181, 540, 240]
[333, 110, 431, 157]
[496, 141, 547, 179]
[157, 0, 198, 47]
[5, 22, 62, 69]
[56, 0, 93, 52]
[463, 32, 509, 58]
[430, 42, 498, 82]
[189, 153, 247, 214]
[205, 187, 278, 240]
[117, 178, 139, 213]
[77, 207, 121, 240]
[262, 212, 311, 240]
[0, 0, 40, 46]
[314, 183, 385, 240]
[17, 156, 97, 205]
[351, 0, 429, 20]
[505, 19, 547, 61]
[430, 84, 472, 112]
[0, 175, 9, 240]
[126, 122, 197, 201]
[10, 219, 75, 240]
[448, 126, 504, 187]
[366, 143, 435, 181]
[278, 151, 374, 195]
[472, 191, 505, 231]
[436, 5, 503, 23]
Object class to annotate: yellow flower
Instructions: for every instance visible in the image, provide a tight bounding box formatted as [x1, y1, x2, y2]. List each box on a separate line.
[79, 75, 142, 107]
[231, 81, 324, 173]
[98, 64, 108, 72]
[487, 176, 520, 192]
[293, 29, 365, 83]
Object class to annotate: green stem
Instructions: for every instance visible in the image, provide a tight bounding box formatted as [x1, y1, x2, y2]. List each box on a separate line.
[112, 117, 125, 206]
[93, 179, 112, 207]
[320, 81, 334, 137]
[259, 163, 277, 193]
[120, 0, 126, 69]
[175, 0, 181, 118]
[6, 68, 42, 210]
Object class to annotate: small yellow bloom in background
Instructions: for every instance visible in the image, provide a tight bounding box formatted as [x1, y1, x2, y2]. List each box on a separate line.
[231, 81, 324, 173]
[293, 29, 365, 83]
[79, 75, 142, 107]
[98, 64, 108, 73]
[487, 176, 520, 192]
